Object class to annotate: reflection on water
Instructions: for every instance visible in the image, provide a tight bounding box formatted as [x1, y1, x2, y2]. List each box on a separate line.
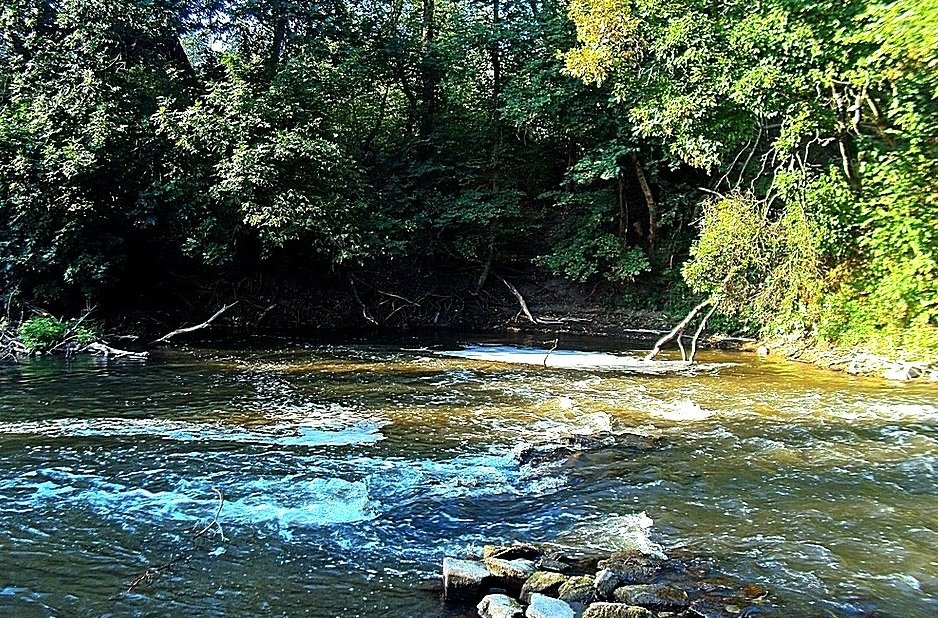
[0, 337, 936, 617]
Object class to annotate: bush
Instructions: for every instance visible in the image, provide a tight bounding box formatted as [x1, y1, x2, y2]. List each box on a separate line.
[18, 316, 97, 352]
[19, 317, 68, 352]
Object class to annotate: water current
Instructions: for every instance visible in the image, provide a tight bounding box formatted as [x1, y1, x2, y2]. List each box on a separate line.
[0, 335, 935, 617]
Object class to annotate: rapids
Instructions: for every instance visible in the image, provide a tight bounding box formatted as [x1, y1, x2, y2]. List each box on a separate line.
[0, 336, 935, 616]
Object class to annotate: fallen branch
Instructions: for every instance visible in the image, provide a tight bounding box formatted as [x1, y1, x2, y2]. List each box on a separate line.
[543, 338, 559, 368]
[153, 302, 238, 344]
[85, 342, 149, 360]
[644, 298, 713, 362]
[347, 275, 378, 326]
[499, 276, 538, 324]
[688, 301, 719, 363]
[127, 488, 225, 593]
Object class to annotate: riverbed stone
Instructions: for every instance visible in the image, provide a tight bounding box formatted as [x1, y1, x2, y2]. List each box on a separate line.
[442, 557, 492, 601]
[536, 557, 571, 574]
[594, 569, 621, 599]
[484, 543, 541, 561]
[582, 603, 654, 618]
[485, 557, 537, 580]
[558, 574, 595, 604]
[478, 594, 524, 618]
[595, 554, 661, 584]
[526, 593, 575, 618]
[485, 557, 537, 593]
[521, 571, 569, 603]
[612, 584, 689, 610]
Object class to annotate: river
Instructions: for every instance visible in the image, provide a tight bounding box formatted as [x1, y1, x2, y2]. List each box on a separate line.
[0, 335, 935, 617]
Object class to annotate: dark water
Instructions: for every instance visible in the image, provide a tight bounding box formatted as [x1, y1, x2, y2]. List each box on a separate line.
[0, 337, 936, 617]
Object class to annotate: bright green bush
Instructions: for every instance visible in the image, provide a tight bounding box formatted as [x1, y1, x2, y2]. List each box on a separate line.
[19, 317, 68, 352]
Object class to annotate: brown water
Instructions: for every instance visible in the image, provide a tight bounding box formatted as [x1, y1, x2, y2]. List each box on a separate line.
[0, 336, 936, 617]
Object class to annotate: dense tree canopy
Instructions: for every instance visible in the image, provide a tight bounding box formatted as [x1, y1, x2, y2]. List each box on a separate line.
[0, 0, 935, 357]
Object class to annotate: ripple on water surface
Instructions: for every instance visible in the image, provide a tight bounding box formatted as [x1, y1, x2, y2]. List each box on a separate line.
[0, 342, 936, 617]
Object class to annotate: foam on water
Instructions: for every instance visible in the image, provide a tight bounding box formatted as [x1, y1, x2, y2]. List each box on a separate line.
[651, 398, 714, 421]
[437, 345, 730, 373]
[0, 417, 385, 447]
[556, 512, 667, 560]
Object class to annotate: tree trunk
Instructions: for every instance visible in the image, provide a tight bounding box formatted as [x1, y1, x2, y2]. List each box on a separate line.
[418, 0, 436, 139]
[631, 153, 657, 252]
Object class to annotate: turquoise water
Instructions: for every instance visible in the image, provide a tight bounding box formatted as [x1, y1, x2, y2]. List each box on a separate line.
[0, 338, 935, 616]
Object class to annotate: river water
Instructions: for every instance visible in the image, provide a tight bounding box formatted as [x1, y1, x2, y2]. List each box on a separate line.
[0, 336, 935, 617]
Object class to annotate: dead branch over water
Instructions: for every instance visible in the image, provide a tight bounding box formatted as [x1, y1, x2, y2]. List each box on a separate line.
[127, 488, 226, 593]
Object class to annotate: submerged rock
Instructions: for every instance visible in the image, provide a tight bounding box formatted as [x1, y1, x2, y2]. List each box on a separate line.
[558, 574, 595, 604]
[582, 603, 654, 618]
[443, 557, 492, 601]
[520, 571, 569, 603]
[478, 593, 524, 618]
[612, 584, 689, 610]
[526, 593, 575, 618]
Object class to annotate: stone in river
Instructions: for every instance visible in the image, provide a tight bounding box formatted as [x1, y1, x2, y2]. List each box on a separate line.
[535, 557, 571, 574]
[526, 593, 575, 618]
[594, 569, 621, 600]
[558, 574, 595, 604]
[443, 557, 492, 601]
[520, 571, 569, 603]
[485, 557, 537, 581]
[582, 603, 654, 618]
[612, 584, 689, 610]
[478, 594, 524, 618]
[484, 543, 541, 561]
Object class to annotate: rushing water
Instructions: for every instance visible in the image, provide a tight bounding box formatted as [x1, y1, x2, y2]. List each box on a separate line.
[0, 335, 936, 617]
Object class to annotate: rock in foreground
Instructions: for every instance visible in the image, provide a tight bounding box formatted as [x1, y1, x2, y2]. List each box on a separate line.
[478, 594, 524, 618]
[525, 593, 575, 618]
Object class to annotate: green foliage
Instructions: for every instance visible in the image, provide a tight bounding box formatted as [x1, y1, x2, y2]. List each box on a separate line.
[18, 316, 97, 352]
[18, 317, 67, 352]
[0, 0, 935, 361]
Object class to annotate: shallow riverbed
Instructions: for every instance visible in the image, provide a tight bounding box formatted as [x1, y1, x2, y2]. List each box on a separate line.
[0, 335, 935, 616]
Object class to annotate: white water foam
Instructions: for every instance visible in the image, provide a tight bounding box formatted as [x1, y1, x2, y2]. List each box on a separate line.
[437, 345, 729, 373]
[650, 399, 714, 421]
[556, 512, 667, 560]
[0, 417, 385, 447]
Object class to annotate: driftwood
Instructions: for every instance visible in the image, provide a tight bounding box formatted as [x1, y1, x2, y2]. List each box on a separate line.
[127, 488, 225, 593]
[499, 276, 538, 324]
[644, 298, 716, 362]
[85, 342, 149, 360]
[153, 302, 238, 344]
[688, 302, 719, 362]
[542, 338, 559, 368]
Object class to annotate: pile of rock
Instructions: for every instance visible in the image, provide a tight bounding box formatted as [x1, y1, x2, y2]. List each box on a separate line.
[442, 543, 767, 618]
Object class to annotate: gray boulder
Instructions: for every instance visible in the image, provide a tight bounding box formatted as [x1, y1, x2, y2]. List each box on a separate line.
[526, 593, 575, 618]
[442, 557, 491, 601]
[520, 571, 569, 603]
[594, 569, 620, 600]
[582, 603, 654, 618]
[484, 543, 541, 561]
[558, 574, 595, 604]
[612, 584, 689, 610]
[478, 594, 524, 618]
[485, 557, 537, 583]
